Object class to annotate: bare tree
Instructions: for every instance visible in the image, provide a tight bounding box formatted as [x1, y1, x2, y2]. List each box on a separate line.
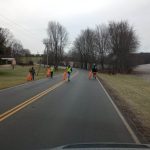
[73, 28, 96, 69]
[73, 36, 85, 68]
[95, 24, 110, 70]
[0, 27, 27, 60]
[108, 21, 139, 73]
[21, 49, 31, 56]
[11, 40, 23, 57]
[44, 21, 68, 67]
[0, 28, 13, 57]
[68, 20, 139, 73]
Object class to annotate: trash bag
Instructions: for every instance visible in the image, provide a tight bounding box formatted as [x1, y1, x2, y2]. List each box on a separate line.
[88, 71, 92, 80]
[47, 69, 51, 77]
[27, 73, 32, 81]
[63, 71, 67, 80]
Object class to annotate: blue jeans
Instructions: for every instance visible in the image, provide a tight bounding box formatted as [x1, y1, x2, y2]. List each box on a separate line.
[68, 72, 71, 81]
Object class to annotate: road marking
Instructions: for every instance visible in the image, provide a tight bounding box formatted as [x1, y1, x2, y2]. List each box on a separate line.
[0, 71, 78, 122]
[96, 78, 140, 144]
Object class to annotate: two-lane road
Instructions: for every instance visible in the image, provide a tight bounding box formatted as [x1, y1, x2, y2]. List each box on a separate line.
[0, 70, 138, 150]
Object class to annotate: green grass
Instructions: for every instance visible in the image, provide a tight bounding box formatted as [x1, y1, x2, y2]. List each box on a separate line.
[0, 65, 64, 90]
[98, 73, 150, 128]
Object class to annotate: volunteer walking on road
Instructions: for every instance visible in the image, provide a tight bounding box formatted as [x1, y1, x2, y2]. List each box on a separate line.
[92, 64, 97, 79]
[50, 66, 54, 78]
[67, 65, 72, 82]
[30, 67, 36, 80]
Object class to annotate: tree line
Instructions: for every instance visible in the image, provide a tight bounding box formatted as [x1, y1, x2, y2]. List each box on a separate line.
[1, 20, 139, 73]
[43, 21, 68, 68]
[69, 21, 139, 73]
[0, 27, 31, 63]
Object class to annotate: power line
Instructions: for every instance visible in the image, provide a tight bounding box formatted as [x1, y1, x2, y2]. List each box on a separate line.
[0, 17, 40, 44]
[0, 14, 43, 41]
[0, 17, 46, 54]
[0, 14, 41, 38]
[0, 14, 77, 51]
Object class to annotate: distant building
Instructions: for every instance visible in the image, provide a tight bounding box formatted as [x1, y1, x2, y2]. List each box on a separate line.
[130, 52, 150, 66]
[0, 58, 16, 65]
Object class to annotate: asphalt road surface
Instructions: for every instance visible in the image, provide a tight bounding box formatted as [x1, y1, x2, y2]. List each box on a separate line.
[0, 70, 136, 150]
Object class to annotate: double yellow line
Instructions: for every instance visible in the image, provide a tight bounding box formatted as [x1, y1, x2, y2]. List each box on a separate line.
[0, 71, 78, 122]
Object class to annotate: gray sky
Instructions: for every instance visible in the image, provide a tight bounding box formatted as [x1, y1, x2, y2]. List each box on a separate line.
[0, 0, 150, 54]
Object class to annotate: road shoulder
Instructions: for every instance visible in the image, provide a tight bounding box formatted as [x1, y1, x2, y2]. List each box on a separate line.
[97, 75, 150, 143]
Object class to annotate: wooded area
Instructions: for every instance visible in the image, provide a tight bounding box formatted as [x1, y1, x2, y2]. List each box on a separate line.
[69, 21, 139, 73]
[1, 20, 150, 74]
[0, 27, 31, 64]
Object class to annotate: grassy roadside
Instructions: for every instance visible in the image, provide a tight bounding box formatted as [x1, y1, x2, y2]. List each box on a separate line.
[98, 73, 150, 143]
[0, 65, 64, 90]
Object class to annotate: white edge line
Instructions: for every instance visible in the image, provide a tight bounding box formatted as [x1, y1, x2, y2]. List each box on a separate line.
[96, 77, 140, 144]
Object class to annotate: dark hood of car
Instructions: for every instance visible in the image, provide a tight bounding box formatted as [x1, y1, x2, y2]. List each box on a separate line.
[48, 143, 150, 150]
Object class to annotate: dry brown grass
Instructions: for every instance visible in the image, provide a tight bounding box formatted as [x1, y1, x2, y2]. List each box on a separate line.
[0, 65, 64, 89]
[98, 73, 150, 129]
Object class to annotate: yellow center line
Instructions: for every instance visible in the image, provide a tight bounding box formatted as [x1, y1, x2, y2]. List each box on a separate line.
[0, 71, 78, 122]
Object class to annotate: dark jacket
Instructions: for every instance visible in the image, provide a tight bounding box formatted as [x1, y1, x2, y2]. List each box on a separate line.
[30, 68, 35, 75]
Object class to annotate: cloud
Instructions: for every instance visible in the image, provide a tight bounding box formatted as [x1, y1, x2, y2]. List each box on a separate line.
[0, 0, 150, 53]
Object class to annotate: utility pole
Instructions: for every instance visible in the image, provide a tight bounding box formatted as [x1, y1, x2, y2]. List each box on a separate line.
[46, 44, 49, 66]
[43, 39, 49, 66]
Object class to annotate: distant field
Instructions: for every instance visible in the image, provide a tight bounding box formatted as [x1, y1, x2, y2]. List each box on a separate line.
[0, 65, 64, 89]
[98, 73, 150, 140]
[133, 64, 150, 81]
[19, 56, 42, 64]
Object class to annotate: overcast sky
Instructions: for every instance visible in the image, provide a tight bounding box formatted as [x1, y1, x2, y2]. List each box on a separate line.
[0, 0, 150, 54]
